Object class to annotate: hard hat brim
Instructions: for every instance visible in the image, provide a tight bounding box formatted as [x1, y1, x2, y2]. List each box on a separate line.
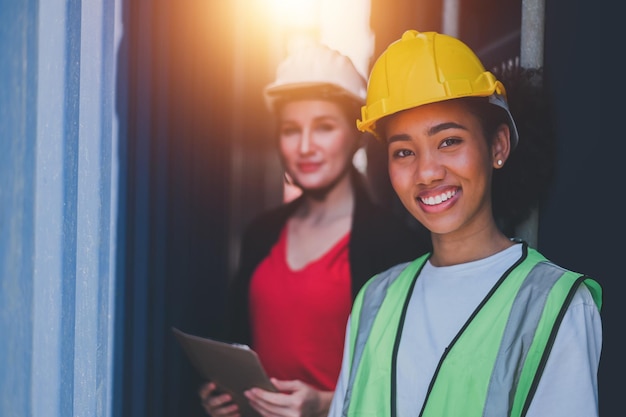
[264, 82, 365, 112]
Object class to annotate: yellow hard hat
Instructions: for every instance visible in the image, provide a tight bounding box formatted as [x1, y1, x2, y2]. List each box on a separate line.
[357, 30, 518, 147]
[264, 42, 366, 112]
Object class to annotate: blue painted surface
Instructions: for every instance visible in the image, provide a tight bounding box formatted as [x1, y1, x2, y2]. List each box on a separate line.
[0, 0, 123, 416]
[126, 3, 153, 416]
[0, 0, 37, 415]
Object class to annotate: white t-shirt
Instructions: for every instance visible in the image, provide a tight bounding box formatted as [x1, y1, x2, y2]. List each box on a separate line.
[328, 244, 602, 417]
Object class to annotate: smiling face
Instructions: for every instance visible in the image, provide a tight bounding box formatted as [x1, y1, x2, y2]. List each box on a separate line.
[385, 99, 509, 240]
[277, 99, 360, 194]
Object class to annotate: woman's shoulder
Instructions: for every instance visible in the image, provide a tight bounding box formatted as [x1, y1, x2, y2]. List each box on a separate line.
[244, 198, 300, 235]
[525, 246, 602, 310]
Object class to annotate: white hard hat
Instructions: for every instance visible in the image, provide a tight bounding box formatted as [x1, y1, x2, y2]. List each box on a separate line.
[264, 43, 366, 112]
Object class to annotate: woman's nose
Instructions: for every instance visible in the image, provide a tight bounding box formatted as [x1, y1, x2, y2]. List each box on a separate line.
[414, 152, 445, 185]
[298, 129, 312, 154]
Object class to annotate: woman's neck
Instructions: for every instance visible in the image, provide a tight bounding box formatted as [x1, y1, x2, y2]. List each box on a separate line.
[294, 172, 355, 227]
[429, 223, 513, 267]
[286, 173, 355, 270]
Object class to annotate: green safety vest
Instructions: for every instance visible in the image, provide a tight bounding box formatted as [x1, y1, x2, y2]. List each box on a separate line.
[340, 244, 602, 417]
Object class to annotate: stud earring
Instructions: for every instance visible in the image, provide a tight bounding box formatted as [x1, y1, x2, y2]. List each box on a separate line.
[497, 159, 503, 167]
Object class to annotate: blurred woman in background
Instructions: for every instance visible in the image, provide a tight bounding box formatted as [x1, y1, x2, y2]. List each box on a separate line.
[198, 42, 430, 417]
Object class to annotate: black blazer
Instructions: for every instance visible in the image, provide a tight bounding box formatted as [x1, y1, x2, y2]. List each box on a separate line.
[225, 173, 431, 346]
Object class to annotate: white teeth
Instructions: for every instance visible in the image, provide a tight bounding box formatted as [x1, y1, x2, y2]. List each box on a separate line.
[421, 189, 456, 206]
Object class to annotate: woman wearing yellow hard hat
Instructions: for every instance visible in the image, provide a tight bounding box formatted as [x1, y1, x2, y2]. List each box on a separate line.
[198, 41, 430, 417]
[328, 30, 602, 417]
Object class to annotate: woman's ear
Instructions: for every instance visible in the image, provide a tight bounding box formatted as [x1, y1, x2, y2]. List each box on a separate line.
[492, 123, 512, 169]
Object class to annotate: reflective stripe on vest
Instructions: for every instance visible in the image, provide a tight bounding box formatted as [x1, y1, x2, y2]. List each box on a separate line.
[341, 243, 602, 417]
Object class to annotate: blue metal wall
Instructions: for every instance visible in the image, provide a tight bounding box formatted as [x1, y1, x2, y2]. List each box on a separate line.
[115, 2, 239, 415]
[0, 0, 123, 416]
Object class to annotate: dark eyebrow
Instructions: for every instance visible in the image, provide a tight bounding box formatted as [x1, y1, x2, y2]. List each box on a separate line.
[428, 122, 468, 136]
[387, 133, 411, 144]
[387, 122, 468, 144]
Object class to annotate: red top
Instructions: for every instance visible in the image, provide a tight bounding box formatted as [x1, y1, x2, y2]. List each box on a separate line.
[248, 226, 352, 390]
